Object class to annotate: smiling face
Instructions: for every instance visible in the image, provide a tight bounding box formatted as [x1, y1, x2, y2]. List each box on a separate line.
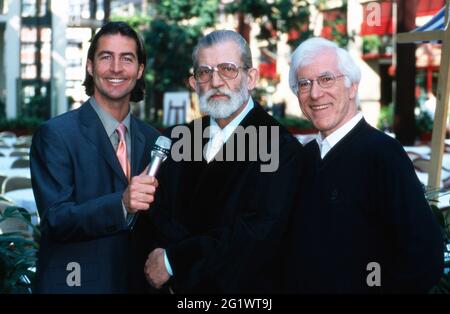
[296, 50, 358, 138]
[87, 34, 144, 109]
[189, 40, 258, 127]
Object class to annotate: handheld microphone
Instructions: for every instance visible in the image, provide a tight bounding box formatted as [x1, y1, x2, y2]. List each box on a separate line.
[147, 136, 172, 176]
[129, 135, 172, 229]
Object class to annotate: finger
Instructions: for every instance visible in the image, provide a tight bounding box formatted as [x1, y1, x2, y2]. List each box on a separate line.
[128, 200, 151, 212]
[140, 165, 149, 176]
[132, 176, 157, 186]
[132, 192, 154, 204]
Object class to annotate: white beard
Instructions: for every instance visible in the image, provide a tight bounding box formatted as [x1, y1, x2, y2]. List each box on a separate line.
[198, 80, 249, 119]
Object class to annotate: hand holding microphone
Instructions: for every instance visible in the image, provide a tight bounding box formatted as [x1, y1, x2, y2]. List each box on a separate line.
[122, 136, 171, 219]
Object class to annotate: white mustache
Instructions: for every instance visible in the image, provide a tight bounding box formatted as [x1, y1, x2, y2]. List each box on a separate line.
[204, 89, 232, 100]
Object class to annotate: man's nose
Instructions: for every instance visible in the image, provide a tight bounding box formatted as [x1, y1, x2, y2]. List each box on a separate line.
[110, 59, 122, 73]
[210, 69, 225, 88]
[309, 80, 324, 99]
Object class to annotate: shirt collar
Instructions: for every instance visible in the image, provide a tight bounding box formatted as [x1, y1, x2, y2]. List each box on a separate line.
[209, 97, 254, 142]
[89, 97, 131, 137]
[315, 112, 363, 155]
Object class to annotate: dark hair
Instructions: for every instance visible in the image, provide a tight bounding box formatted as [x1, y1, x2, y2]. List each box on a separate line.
[82, 21, 146, 102]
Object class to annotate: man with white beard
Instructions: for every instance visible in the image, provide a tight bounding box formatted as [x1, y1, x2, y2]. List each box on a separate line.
[141, 30, 304, 293]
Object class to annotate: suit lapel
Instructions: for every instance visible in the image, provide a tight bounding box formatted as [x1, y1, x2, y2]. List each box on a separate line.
[130, 116, 147, 176]
[78, 102, 128, 184]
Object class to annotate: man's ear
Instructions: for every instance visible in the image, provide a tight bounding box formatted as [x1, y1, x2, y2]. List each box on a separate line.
[246, 68, 259, 91]
[349, 82, 358, 100]
[86, 59, 93, 77]
[137, 63, 144, 79]
[188, 76, 198, 92]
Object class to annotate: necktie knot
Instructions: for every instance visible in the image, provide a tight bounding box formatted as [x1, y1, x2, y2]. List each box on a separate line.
[116, 123, 127, 140]
[115, 122, 130, 181]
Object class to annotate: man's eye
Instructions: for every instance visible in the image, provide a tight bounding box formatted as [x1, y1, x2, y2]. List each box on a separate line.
[298, 81, 310, 88]
[320, 75, 333, 83]
[222, 66, 234, 72]
[198, 69, 211, 75]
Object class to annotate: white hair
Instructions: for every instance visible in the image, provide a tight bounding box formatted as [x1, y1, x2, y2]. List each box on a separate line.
[289, 37, 361, 105]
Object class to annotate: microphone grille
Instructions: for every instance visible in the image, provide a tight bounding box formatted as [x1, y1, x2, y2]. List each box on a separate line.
[155, 136, 172, 150]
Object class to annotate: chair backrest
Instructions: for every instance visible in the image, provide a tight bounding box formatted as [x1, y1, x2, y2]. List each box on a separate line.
[13, 142, 31, 149]
[444, 176, 450, 188]
[1, 176, 32, 194]
[0, 152, 5, 157]
[0, 131, 16, 139]
[9, 150, 29, 157]
[406, 151, 424, 162]
[0, 174, 6, 189]
[413, 157, 431, 173]
[17, 135, 32, 143]
[0, 200, 31, 237]
[10, 158, 30, 169]
[0, 174, 8, 188]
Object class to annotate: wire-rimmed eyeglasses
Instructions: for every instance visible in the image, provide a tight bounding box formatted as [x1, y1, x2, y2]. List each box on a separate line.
[193, 62, 248, 83]
[296, 72, 346, 93]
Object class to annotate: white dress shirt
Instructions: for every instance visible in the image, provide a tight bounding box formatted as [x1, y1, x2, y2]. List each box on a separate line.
[315, 112, 364, 159]
[205, 98, 254, 162]
[164, 97, 255, 276]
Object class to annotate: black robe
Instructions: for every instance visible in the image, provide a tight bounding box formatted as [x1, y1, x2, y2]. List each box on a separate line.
[146, 103, 303, 293]
[284, 118, 444, 294]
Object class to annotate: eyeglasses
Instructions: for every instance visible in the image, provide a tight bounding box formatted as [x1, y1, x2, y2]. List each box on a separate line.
[193, 62, 247, 83]
[296, 72, 345, 93]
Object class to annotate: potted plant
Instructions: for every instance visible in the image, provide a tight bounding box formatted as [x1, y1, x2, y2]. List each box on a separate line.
[426, 188, 450, 293]
[0, 203, 40, 293]
[416, 110, 434, 142]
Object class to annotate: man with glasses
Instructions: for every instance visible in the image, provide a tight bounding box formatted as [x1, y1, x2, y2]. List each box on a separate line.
[142, 30, 303, 293]
[284, 37, 443, 293]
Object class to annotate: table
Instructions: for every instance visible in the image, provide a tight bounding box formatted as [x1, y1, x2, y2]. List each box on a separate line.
[403, 145, 431, 156]
[4, 188, 39, 225]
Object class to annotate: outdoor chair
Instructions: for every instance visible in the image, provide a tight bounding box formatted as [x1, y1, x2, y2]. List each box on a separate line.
[0, 198, 32, 238]
[10, 158, 30, 169]
[1, 176, 32, 194]
[406, 151, 424, 162]
[0, 174, 6, 189]
[9, 150, 29, 157]
[413, 157, 431, 173]
[13, 142, 31, 149]
[0, 131, 16, 139]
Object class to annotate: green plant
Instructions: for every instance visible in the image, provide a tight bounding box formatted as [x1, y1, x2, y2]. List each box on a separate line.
[0, 99, 5, 119]
[0, 205, 40, 293]
[362, 35, 381, 54]
[377, 103, 394, 131]
[225, 0, 312, 49]
[425, 188, 450, 293]
[0, 117, 43, 133]
[416, 110, 434, 135]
